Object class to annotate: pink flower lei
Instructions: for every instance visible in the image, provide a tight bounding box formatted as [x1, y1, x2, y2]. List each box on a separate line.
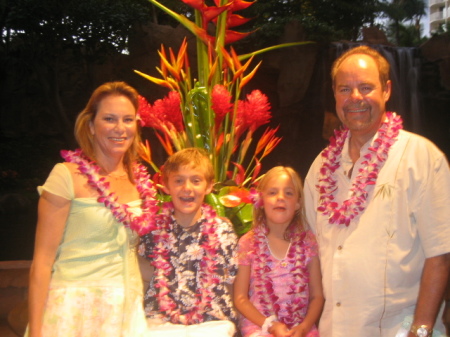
[252, 226, 309, 329]
[150, 202, 223, 325]
[61, 149, 158, 235]
[317, 112, 403, 226]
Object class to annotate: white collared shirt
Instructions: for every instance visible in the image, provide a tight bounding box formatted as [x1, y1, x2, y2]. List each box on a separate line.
[304, 129, 450, 337]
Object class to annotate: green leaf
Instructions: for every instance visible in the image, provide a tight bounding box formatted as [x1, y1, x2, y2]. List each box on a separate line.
[205, 193, 226, 217]
[187, 85, 212, 150]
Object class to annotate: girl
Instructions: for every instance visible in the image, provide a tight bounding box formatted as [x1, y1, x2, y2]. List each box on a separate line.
[234, 166, 324, 337]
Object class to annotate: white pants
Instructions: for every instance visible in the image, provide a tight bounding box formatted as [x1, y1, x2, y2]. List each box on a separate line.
[147, 319, 236, 337]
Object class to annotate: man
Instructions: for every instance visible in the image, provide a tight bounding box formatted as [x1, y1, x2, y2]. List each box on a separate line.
[304, 45, 450, 337]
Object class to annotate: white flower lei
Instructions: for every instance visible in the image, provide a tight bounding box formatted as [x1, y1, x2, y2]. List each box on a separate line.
[61, 149, 158, 235]
[252, 226, 310, 329]
[317, 112, 403, 226]
[150, 202, 225, 325]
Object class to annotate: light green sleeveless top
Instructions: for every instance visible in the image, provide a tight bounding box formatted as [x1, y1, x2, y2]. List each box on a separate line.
[39, 163, 143, 294]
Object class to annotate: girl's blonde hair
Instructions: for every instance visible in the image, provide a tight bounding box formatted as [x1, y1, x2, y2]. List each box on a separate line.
[74, 81, 141, 181]
[252, 166, 308, 240]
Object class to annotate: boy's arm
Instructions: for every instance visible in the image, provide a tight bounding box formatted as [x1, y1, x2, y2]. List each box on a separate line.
[218, 218, 239, 282]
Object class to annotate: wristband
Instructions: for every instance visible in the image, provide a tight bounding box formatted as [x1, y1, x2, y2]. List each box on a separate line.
[262, 315, 278, 334]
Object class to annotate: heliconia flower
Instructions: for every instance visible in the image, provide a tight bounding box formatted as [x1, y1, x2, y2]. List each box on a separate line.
[261, 134, 282, 159]
[134, 69, 176, 90]
[138, 140, 153, 164]
[225, 29, 253, 44]
[236, 90, 271, 136]
[211, 84, 233, 128]
[231, 161, 246, 185]
[239, 60, 261, 90]
[251, 158, 261, 183]
[155, 132, 174, 156]
[224, 14, 252, 28]
[181, 0, 229, 30]
[227, 0, 254, 12]
[255, 126, 279, 156]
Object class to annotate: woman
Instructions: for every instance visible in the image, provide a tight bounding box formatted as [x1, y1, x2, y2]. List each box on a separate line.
[27, 82, 157, 337]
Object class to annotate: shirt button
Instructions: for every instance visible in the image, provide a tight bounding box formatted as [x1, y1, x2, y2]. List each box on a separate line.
[336, 302, 341, 307]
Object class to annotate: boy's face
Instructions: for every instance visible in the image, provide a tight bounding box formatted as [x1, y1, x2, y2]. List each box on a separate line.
[163, 164, 213, 227]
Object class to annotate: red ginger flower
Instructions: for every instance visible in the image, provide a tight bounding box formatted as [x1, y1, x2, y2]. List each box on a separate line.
[137, 95, 153, 127]
[236, 90, 271, 136]
[211, 84, 233, 128]
[139, 92, 184, 133]
[153, 91, 184, 132]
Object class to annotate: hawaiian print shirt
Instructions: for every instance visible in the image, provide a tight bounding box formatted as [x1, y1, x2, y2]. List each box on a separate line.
[139, 204, 238, 324]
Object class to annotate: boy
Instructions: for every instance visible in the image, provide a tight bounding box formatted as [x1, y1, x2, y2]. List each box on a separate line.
[139, 148, 238, 336]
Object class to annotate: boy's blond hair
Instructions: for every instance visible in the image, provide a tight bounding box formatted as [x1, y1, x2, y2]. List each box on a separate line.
[253, 166, 308, 240]
[162, 148, 215, 184]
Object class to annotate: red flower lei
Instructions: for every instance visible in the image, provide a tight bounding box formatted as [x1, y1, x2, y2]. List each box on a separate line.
[61, 149, 158, 235]
[317, 112, 403, 226]
[150, 202, 224, 325]
[252, 226, 309, 329]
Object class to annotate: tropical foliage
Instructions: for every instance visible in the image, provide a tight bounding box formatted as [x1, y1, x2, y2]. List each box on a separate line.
[134, 0, 307, 233]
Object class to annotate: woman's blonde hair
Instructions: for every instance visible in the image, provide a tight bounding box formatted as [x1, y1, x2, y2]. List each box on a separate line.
[252, 166, 308, 240]
[74, 82, 141, 180]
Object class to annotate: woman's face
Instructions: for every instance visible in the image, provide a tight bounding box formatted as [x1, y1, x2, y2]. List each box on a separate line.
[89, 94, 137, 161]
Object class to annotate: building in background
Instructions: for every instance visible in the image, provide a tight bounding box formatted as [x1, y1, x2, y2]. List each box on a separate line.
[429, 0, 450, 33]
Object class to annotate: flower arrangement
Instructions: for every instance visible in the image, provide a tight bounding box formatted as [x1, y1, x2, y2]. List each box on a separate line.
[136, 0, 309, 234]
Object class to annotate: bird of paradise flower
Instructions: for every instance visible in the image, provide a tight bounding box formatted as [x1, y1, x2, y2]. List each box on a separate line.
[135, 0, 311, 234]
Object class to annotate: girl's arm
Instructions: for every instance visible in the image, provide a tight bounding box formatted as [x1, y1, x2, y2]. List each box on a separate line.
[28, 191, 70, 337]
[291, 255, 324, 337]
[234, 264, 265, 327]
[234, 264, 292, 337]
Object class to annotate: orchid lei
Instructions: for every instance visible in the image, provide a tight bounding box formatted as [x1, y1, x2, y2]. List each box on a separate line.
[317, 112, 403, 226]
[60, 149, 158, 236]
[150, 202, 224, 325]
[252, 226, 309, 329]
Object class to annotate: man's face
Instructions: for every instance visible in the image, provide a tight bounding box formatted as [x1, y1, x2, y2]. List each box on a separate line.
[333, 54, 391, 140]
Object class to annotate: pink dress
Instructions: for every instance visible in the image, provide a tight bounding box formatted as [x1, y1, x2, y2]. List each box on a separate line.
[237, 229, 319, 337]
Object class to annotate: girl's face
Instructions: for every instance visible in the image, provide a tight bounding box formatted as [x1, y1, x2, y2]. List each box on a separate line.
[261, 172, 300, 229]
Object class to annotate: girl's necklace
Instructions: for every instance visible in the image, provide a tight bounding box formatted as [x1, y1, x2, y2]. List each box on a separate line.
[253, 226, 309, 329]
